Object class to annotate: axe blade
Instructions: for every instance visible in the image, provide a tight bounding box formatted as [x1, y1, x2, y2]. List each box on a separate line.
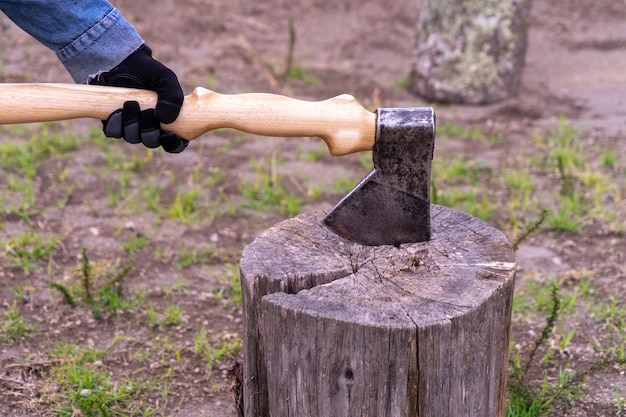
[323, 107, 435, 246]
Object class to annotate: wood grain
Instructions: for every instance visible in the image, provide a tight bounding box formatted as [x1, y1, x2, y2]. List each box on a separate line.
[0, 83, 375, 156]
[240, 205, 516, 417]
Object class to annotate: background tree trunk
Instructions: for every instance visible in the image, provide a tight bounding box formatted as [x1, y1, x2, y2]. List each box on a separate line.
[408, 0, 532, 104]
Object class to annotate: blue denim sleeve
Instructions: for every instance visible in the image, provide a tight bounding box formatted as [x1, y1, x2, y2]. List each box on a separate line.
[0, 0, 144, 83]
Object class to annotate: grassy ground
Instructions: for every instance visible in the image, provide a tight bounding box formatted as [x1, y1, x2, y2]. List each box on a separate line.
[1, 0, 625, 415]
[0, 113, 624, 415]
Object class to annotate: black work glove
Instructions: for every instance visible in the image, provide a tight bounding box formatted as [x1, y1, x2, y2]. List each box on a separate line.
[89, 44, 188, 153]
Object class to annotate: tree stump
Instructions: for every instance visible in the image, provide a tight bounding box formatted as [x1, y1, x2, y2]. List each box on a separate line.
[408, 0, 532, 104]
[240, 205, 516, 417]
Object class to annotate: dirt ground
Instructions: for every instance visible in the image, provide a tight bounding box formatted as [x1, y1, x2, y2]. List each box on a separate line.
[0, 0, 625, 416]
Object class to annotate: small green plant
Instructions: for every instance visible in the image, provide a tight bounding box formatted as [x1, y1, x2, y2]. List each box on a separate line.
[331, 175, 358, 195]
[146, 303, 184, 327]
[357, 151, 373, 170]
[508, 284, 583, 416]
[236, 173, 301, 214]
[504, 167, 535, 205]
[431, 187, 496, 220]
[281, 17, 296, 80]
[6, 174, 35, 208]
[56, 184, 74, 209]
[177, 249, 201, 270]
[437, 121, 500, 142]
[432, 157, 488, 184]
[205, 165, 226, 187]
[539, 116, 615, 233]
[0, 127, 78, 179]
[46, 343, 151, 417]
[512, 208, 548, 251]
[271, 17, 322, 85]
[168, 188, 200, 224]
[507, 278, 626, 416]
[286, 63, 322, 85]
[547, 195, 583, 232]
[176, 246, 217, 269]
[525, 284, 560, 372]
[239, 156, 302, 216]
[205, 69, 217, 89]
[47, 247, 135, 320]
[600, 149, 618, 170]
[502, 167, 539, 234]
[176, 249, 208, 269]
[430, 156, 498, 220]
[162, 303, 184, 326]
[556, 153, 575, 198]
[298, 143, 327, 162]
[3, 231, 60, 272]
[548, 116, 584, 173]
[9, 284, 32, 301]
[217, 130, 248, 153]
[193, 325, 242, 370]
[105, 148, 147, 173]
[143, 183, 163, 213]
[0, 127, 82, 214]
[160, 277, 191, 296]
[194, 325, 210, 356]
[47, 281, 77, 308]
[122, 233, 148, 253]
[0, 299, 37, 343]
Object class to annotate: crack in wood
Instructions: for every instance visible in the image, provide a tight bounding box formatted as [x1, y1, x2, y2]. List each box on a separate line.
[241, 206, 516, 416]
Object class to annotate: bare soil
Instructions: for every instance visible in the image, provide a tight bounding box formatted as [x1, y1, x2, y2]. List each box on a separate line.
[0, 0, 625, 416]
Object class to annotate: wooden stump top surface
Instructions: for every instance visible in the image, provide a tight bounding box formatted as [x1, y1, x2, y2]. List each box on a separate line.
[241, 204, 516, 328]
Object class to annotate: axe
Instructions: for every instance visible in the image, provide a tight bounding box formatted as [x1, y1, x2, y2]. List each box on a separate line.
[0, 83, 435, 246]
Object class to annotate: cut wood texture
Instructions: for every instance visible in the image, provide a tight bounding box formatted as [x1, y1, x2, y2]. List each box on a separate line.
[239, 205, 516, 417]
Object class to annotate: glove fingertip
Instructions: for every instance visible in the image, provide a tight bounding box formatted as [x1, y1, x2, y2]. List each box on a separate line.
[104, 110, 124, 138]
[161, 134, 189, 153]
[171, 139, 190, 153]
[141, 129, 162, 149]
[124, 121, 142, 144]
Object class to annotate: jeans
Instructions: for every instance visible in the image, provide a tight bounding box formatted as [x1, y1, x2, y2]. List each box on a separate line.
[0, 0, 143, 83]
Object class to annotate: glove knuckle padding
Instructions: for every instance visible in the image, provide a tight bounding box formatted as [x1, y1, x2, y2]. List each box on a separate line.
[152, 66, 184, 124]
[139, 110, 162, 148]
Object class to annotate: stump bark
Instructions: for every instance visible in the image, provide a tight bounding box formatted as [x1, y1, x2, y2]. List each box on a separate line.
[240, 205, 516, 417]
[408, 0, 532, 104]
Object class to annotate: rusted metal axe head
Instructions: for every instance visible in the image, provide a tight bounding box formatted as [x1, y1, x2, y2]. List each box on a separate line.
[323, 107, 435, 247]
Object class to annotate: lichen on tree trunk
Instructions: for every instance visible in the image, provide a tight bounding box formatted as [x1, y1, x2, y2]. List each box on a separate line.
[409, 0, 532, 104]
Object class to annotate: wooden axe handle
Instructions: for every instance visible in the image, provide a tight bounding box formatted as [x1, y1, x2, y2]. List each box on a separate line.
[0, 83, 376, 156]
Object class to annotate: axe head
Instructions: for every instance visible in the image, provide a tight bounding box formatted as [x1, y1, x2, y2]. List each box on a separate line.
[323, 107, 435, 247]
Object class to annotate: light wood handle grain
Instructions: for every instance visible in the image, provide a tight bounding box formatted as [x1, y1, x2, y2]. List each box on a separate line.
[0, 83, 376, 156]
